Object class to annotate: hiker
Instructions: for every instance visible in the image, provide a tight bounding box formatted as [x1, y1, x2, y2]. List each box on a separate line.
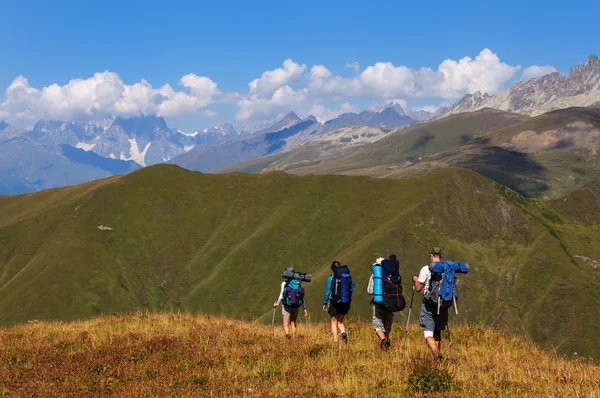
[368, 254, 405, 350]
[322, 261, 355, 342]
[412, 247, 468, 360]
[273, 275, 308, 340]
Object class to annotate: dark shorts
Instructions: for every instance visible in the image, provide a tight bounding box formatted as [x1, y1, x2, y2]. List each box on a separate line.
[328, 302, 350, 316]
[419, 302, 449, 331]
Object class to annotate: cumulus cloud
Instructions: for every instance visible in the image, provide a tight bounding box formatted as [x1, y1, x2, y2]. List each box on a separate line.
[0, 71, 219, 127]
[345, 61, 361, 72]
[236, 85, 308, 121]
[248, 59, 306, 96]
[235, 48, 521, 120]
[521, 65, 559, 80]
[437, 48, 520, 96]
[0, 49, 529, 126]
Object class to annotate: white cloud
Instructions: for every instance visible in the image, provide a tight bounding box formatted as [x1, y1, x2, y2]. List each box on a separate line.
[236, 85, 308, 121]
[0, 71, 219, 127]
[248, 59, 306, 96]
[202, 109, 218, 117]
[345, 61, 361, 72]
[235, 49, 521, 120]
[180, 74, 220, 105]
[437, 48, 520, 96]
[0, 49, 530, 126]
[521, 65, 559, 80]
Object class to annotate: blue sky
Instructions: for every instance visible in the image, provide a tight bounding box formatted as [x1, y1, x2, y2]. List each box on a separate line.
[1, 0, 599, 131]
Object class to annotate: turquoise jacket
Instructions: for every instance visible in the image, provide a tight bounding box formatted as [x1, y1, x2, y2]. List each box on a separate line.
[322, 275, 333, 305]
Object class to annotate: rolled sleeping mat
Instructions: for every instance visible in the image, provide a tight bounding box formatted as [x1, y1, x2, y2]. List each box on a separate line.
[372, 263, 383, 303]
[281, 268, 312, 282]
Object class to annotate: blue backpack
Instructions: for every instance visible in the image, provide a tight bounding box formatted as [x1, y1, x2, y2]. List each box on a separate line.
[424, 260, 469, 314]
[283, 279, 305, 308]
[330, 265, 354, 304]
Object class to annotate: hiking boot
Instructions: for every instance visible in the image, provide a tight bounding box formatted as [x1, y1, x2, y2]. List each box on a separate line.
[380, 338, 390, 351]
[285, 334, 291, 340]
[341, 332, 348, 343]
[433, 350, 443, 361]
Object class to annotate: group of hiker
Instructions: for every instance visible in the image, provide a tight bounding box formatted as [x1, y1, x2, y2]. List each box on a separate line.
[272, 247, 469, 359]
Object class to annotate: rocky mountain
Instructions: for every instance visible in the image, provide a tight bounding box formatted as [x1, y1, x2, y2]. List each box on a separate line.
[223, 108, 527, 176]
[438, 55, 600, 118]
[255, 111, 303, 134]
[273, 105, 600, 200]
[0, 135, 139, 195]
[368, 102, 406, 115]
[406, 108, 436, 121]
[26, 116, 193, 166]
[0, 121, 24, 140]
[169, 113, 321, 172]
[218, 126, 394, 174]
[201, 123, 238, 137]
[323, 102, 415, 132]
[236, 118, 277, 135]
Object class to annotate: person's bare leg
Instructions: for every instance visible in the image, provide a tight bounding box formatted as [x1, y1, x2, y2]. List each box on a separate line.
[376, 330, 386, 340]
[336, 314, 346, 334]
[283, 315, 291, 336]
[330, 316, 338, 340]
[290, 311, 298, 338]
[425, 336, 438, 352]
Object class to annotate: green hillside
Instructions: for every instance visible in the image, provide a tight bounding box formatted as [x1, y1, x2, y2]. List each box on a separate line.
[223, 108, 527, 174]
[1, 165, 600, 358]
[285, 107, 600, 199]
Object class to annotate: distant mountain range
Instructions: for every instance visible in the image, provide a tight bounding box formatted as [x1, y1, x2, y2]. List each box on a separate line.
[438, 55, 600, 118]
[168, 103, 416, 173]
[2, 55, 600, 195]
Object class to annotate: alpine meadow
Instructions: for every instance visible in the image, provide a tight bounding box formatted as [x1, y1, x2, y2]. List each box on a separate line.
[1, 165, 600, 358]
[3, 1, 600, 395]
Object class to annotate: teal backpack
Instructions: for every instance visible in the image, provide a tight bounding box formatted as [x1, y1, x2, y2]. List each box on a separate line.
[282, 279, 305, 308]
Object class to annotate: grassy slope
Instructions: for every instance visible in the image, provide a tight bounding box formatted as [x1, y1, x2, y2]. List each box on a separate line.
[288, 107, 600, 199]
[0, 165, 600, 358]
[245, 108, 528, 175]
[0, 313, 598, 397]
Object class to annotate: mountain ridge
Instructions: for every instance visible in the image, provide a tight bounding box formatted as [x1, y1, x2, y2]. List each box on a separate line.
[1, 164, 600, 358]
[438, 55, 600, 118]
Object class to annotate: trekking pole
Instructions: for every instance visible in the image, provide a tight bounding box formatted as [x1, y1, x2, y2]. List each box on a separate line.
[271, 307, 276, 339]
[447, 322, 456, 363]
[403, 285, 416, 354]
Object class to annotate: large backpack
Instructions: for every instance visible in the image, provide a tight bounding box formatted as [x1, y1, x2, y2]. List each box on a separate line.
[423, 260, 469, 314]
[330, 265, 354, 304]
[282, 279, 305, 308]
[381, 258, 405, 312]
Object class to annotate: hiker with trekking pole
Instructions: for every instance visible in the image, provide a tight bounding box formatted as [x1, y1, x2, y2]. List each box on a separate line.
[322, 261, 355, 343]
[411, 247, 468, 361]
[273, 267, 311, 340]
[368, 255, 406, 350]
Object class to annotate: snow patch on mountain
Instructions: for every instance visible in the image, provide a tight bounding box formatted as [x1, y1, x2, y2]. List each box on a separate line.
[76, 142, 96, 151]
[120, 139, 151, 166]
[177, 130, 199, 137]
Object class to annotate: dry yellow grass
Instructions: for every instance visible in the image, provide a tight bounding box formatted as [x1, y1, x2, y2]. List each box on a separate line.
[0, 312, 598, 397]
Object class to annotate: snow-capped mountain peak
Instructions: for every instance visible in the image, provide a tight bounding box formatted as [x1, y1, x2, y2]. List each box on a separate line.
[368, 102, 406, 115]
